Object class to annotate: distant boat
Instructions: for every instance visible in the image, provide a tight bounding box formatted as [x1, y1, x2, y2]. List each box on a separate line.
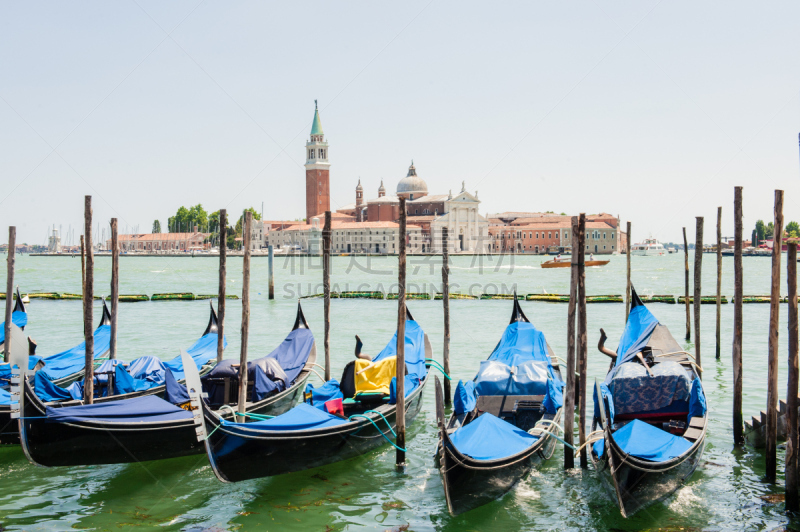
[541, 259, 609, 269]
[631, 238, 666, 256]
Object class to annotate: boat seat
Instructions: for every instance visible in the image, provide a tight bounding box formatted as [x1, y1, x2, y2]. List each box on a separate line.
[683, 417, 706, 442]
[476, 395, 543, 418]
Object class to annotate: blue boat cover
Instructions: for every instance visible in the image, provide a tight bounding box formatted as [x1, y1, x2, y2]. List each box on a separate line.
[305, 379, 343, 410]
[114, 363, 151, 394]
[593, 382, 615, 425]
[609, 361, 690, 415]
[65, 381, 84, 400]
[262, 328, 314, 385]
[253, 365, 280, 401]
[34, 372, 73, 402]
[488, 321, 552, 368]
[45, 395, 193, 424]
[474, 360, 551, 396]
[0, 311, 27, 344]
[688, 377, 706, 421]
[389, 374, 420, 404]
[163, 332, 225, 380]
[608, 305, 659, 381]
[36, 325, 112, 381]
[450, 412, 538, 461]
[592, 419, 692, 461]
[165, 368, 190, 404]
[373, 320, 427, 378]
[127, 356, 170, 385]
[453, 380, 477, 415]
[221, 402, 347, 432]
[542, 377, 564, 415]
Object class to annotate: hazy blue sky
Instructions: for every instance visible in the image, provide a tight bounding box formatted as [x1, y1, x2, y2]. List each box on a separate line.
[1, 1, 799, 245]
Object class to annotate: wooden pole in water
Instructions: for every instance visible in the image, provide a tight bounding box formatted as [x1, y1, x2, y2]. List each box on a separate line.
[323, 211, 332, 382]
[766, 189, 784, 483]
[564, 216, 578, 469]
[694, 217, 703, 377]
[625, 221, 631, 322]
[442, 230, 451, 406]
[268, 244, 275, 300]
[110, 218, 119, 360]
[217, 210, 227, 363]
[83, 196, 94, 404]
[80, 235, 86, 305]
[3, 227, 15, 363]
[683, 227, 690, 341]
[716, 207, 722, 360]
[577, 213, 588, 469]
[396, 197, 407, 469]
[237, 211, 252, 418]
[786, 242, 799, 511]
[733, 186, 744, 444]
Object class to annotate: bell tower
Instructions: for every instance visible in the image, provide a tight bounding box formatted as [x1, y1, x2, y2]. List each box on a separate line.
[355, 179, 363, 222]
[305, 100, 330, 222]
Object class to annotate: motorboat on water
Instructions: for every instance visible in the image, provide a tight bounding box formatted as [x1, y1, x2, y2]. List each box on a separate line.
[631, 238, 666, 256]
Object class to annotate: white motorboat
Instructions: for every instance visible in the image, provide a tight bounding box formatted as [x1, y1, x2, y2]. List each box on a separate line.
[631, 238, 666, 256]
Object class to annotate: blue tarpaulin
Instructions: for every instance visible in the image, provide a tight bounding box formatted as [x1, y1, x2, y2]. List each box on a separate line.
[165, 368, 190, 404]
[688, 378, 707, 421]
[221, 402, 347, 432]
[450, 412, 539, 461]
[542, 377, 564, 414]
[474, 360, 551, 396]
[305, 380, 343, 410]
[592, 419, 692, 461]
[262, 328, 314, 386]
[373, 320, 427, 378]
[34, 371, 73, 402]
[45, 395, 193, 424]
[127, 356, 169, 386]
[608, 305, 659, 381]
[593, 383, 615, 425]
[389, 374, 420, 404]
[0, 311, 27, 345]
[253, 366, 279, 401]
[453, 380, 476, 415]
[164, 332, 225, 380]
[488, 321, 552, 367]
[114, 363, 151, 394]
[36, 325, 112, 381]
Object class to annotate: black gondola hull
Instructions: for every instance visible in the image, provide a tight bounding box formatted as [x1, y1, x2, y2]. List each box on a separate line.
[204, 377, 428, 482]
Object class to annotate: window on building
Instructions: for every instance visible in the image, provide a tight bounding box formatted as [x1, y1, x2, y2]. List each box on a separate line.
[612, 233, 615, 239]
[308, 149, 313, 159]
[548, 232, 552, 239]
[603, 232, 606, 239]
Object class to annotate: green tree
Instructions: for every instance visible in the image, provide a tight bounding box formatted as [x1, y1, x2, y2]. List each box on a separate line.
[152, 220, 161, 233]
[188, 204, 208, 231]
[766, 221, 775, 239]
[754, 220, 766, 245]
[786, 221, 800, 238]
[209, 211, 220, 234]
[235, 207, 262, 236]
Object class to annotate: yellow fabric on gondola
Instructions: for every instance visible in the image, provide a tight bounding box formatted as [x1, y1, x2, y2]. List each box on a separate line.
[354, 356, 397, 396]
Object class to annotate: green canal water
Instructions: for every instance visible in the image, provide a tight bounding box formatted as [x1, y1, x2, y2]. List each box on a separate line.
[0, 252, 794, 531]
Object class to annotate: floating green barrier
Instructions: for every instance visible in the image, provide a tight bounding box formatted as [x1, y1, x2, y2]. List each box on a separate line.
[480, 293, 523, 300]
[119, 295, 149, 302]
[678, 296, 729, 304]
[59, 293, 83, 300]
[387, 293, 430, 300]
[339, 291, 383, 299]
[194, 294, 240, 300]
[741, 295, 787, 303]
[26, 292, 62, 300]
[526, 294, 569, 302]
[640, 295, 676, 304]
[299, 293, 341, 299]
[151, 293, 194, 301]
[433, 293, 478, 300]
[586, 295, 623, 303]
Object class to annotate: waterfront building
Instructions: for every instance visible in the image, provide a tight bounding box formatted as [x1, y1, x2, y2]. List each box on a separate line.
[108, 230, 210, 252]
[305, 101, 330, 222]
[47, 228, 62, 253]
[269, 218, 423, 254]
[488, 217, 620, 254]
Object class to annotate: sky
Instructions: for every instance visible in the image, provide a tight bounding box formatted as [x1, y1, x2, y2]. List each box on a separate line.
[1, 1, 799, 246]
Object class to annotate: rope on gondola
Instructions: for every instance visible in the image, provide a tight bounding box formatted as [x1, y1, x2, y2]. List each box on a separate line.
[424, 359, 451, 380]
[348, 412, 406, 452]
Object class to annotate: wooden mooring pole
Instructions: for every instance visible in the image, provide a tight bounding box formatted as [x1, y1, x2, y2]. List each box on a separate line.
[625, 221, 631, 322]
[323, 211, 332, 382]
[786, 242, 799, 511]
[4, 227, 15, 363]
[268, 244, 275, 300]
[694, 217, 703, 377]
[83, 196, 94, 404]
[396, 197, 407, 470]
[110, 218, 119, 360]
[683, 227, 690, 341]
[732, 187, 744, 444]
[577, 213, 588, 469]
[564, 216, 578, 469]
[442, 230, 451, 406]
[237, 211, 252, 418]
[217, 209, 226, 363]
[766, 189, 784, 482]
[716, 207, 722, 359]
[80, 235, 86, 305]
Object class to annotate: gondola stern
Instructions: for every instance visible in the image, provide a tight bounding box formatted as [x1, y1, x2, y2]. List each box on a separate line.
[203, 301, 220, 336]
[510, 294, 530, 324]
[292, 301, 310, 330]
[13, 287, 25, 314]
[99, 299, 112, 327]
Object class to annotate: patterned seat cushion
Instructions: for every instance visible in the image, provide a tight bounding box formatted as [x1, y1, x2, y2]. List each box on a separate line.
[610, 361, 690, 415]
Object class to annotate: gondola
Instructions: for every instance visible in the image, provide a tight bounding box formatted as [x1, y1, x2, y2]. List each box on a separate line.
[16, 302, 316, 466]
[434, 298, 564, 515]
[0, 287, 28, 350]
[541, 259, 609, 268]
[185, 309, 431, 483]
[589, 287, 707, 517]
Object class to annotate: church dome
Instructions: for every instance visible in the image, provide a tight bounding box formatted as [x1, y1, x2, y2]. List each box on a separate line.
[396, 162, 428, 198]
